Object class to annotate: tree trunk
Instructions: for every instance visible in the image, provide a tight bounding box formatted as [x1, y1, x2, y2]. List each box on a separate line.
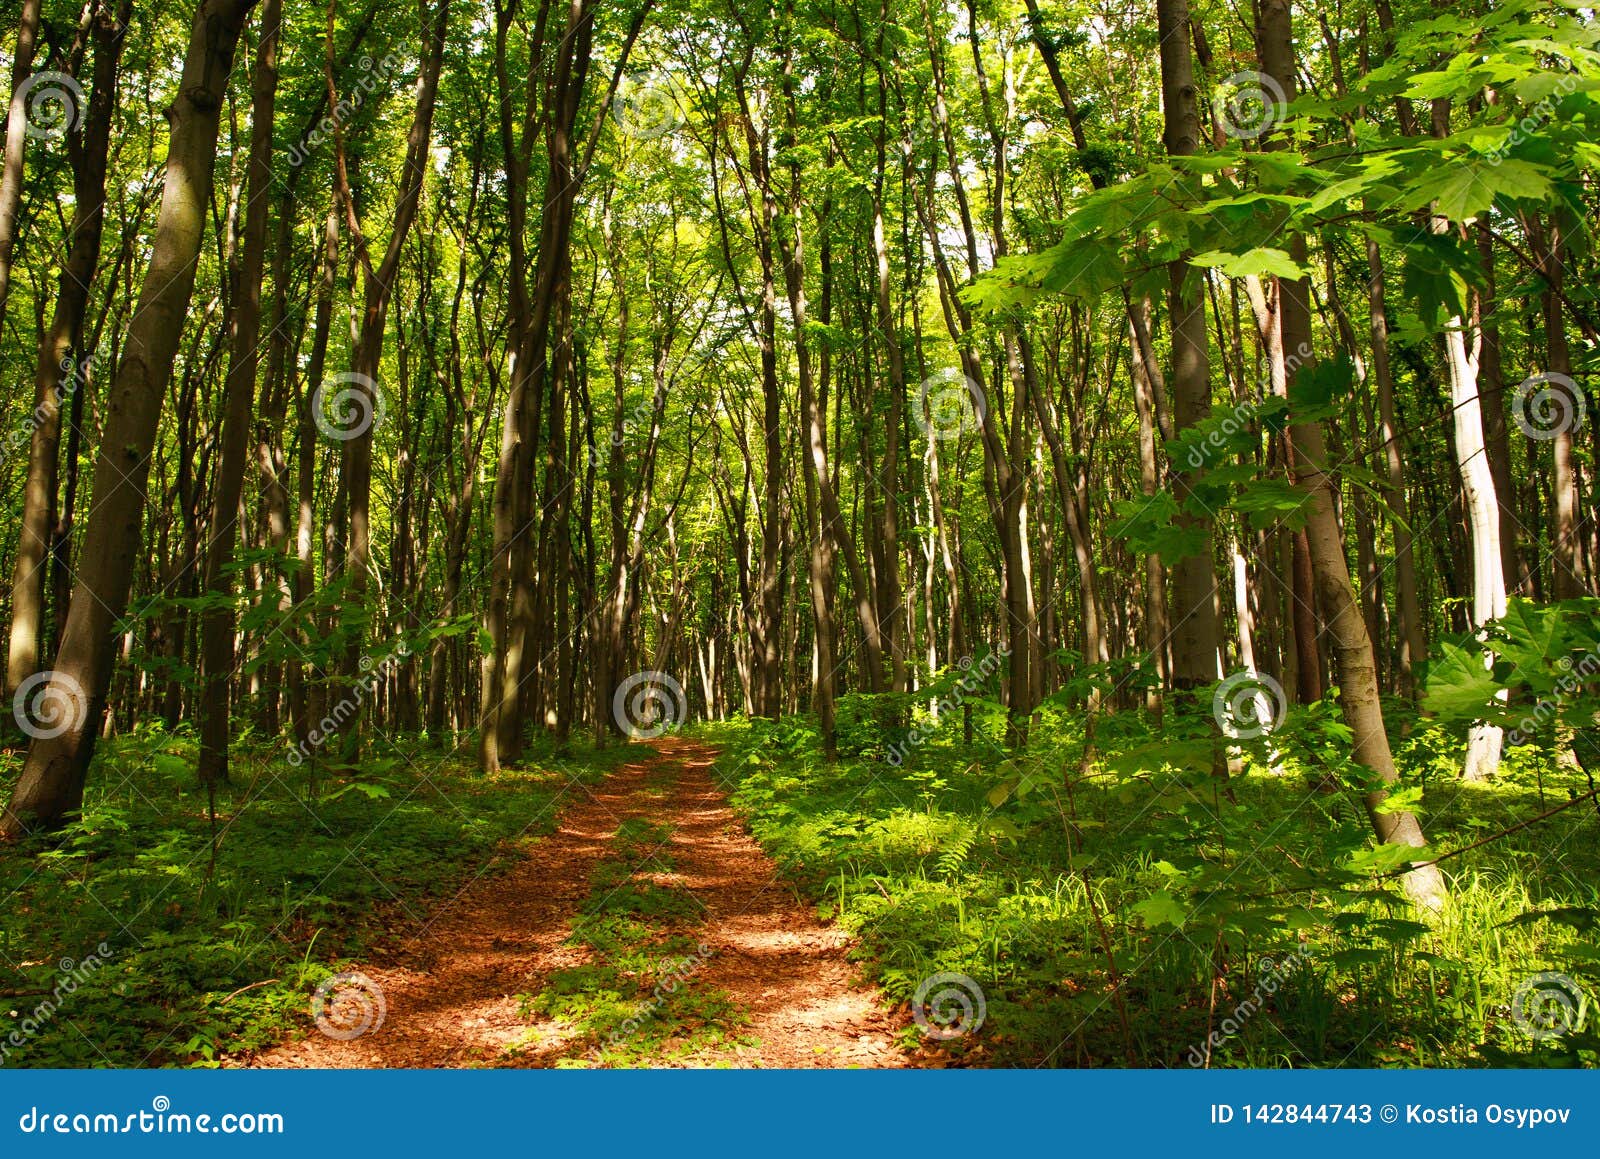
[1443, 265, 1507, 781]
[1257, 0, 1443, 907]
[5, 1, 127, 710]
[332, 0, 452, 761]
[2, 0, 259, 839]
[1367, 236, 1427, 698]
[197, 0, 283, 785]
[1156, 0, 1223, 702]
[0, 0, 42, 330]
[1542, 211, 1587, 600]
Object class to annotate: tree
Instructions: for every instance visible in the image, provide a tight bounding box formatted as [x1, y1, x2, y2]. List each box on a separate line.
[3, 0, 260, 838]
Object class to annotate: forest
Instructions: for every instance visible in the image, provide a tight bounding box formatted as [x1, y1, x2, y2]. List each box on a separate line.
[0, 0, 1596, 1070]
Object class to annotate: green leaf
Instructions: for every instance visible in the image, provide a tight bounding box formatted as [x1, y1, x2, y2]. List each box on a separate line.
[1403, 156, 1555, 223]
[1288, 354, 1355, 422]
[1233, 478, 1313, 530]
[1421, 639, 1503, 719]
[1190, 247, 1308, 280]
[1110, 493, 1211, 564]
[1132, 889, 1190, 929]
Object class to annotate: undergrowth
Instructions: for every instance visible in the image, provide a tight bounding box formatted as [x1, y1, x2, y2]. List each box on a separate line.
[701, 698, 1600, 1069]
[0, 724, 638, 1067]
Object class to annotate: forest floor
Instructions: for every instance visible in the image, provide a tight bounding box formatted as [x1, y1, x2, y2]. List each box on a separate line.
[244, 737, 907, 1068]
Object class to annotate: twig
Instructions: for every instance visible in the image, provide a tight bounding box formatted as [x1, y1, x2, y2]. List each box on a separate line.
[219, 979, 280, 1005]
[1384, 786, 1600, 875]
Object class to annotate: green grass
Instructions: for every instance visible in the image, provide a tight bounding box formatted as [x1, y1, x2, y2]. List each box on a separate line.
[7, 697, 1594, 1071]
[700, 705, 1600, 1069]
[0, 723, 641, 1067]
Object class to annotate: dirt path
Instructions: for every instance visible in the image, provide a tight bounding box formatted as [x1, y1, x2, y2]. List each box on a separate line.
[246, 737, 907, 1068]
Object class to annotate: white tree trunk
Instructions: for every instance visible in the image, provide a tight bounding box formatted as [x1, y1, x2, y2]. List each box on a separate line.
[1444, 318, 1508, 780]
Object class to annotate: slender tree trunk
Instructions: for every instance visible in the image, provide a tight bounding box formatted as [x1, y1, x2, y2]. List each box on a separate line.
[5, 1, 126, 709]
[0, 0, 42, 330]
[1444, 285, 1507, 782]
[197, 0, 283, 785]
[1257, 0, 1443, 906]
[1130, 317, 1169, 718]
[1476, 223, 1521, 592]
[1156, 0, 1223, 702]
[3, 0, 259, 839]
[294, 208, 338, 755]
[1542, 211, 1587, 600]
[1367, 236, 1427, 697]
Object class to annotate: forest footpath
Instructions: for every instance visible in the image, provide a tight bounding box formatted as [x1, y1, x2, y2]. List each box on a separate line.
[245, 738, 906, 1069]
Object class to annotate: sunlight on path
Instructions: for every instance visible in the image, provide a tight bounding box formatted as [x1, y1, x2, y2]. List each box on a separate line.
[243, 738, 907, 1069]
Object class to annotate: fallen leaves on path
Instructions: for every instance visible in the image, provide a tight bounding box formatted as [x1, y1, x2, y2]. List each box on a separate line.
[243, 737, 908, 1069]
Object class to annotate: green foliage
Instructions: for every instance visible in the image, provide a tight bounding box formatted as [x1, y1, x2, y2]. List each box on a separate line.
[1424, 598, 1600, 745]
[706, 707, 1600, 1068]
[0, 730, 633, 1067]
